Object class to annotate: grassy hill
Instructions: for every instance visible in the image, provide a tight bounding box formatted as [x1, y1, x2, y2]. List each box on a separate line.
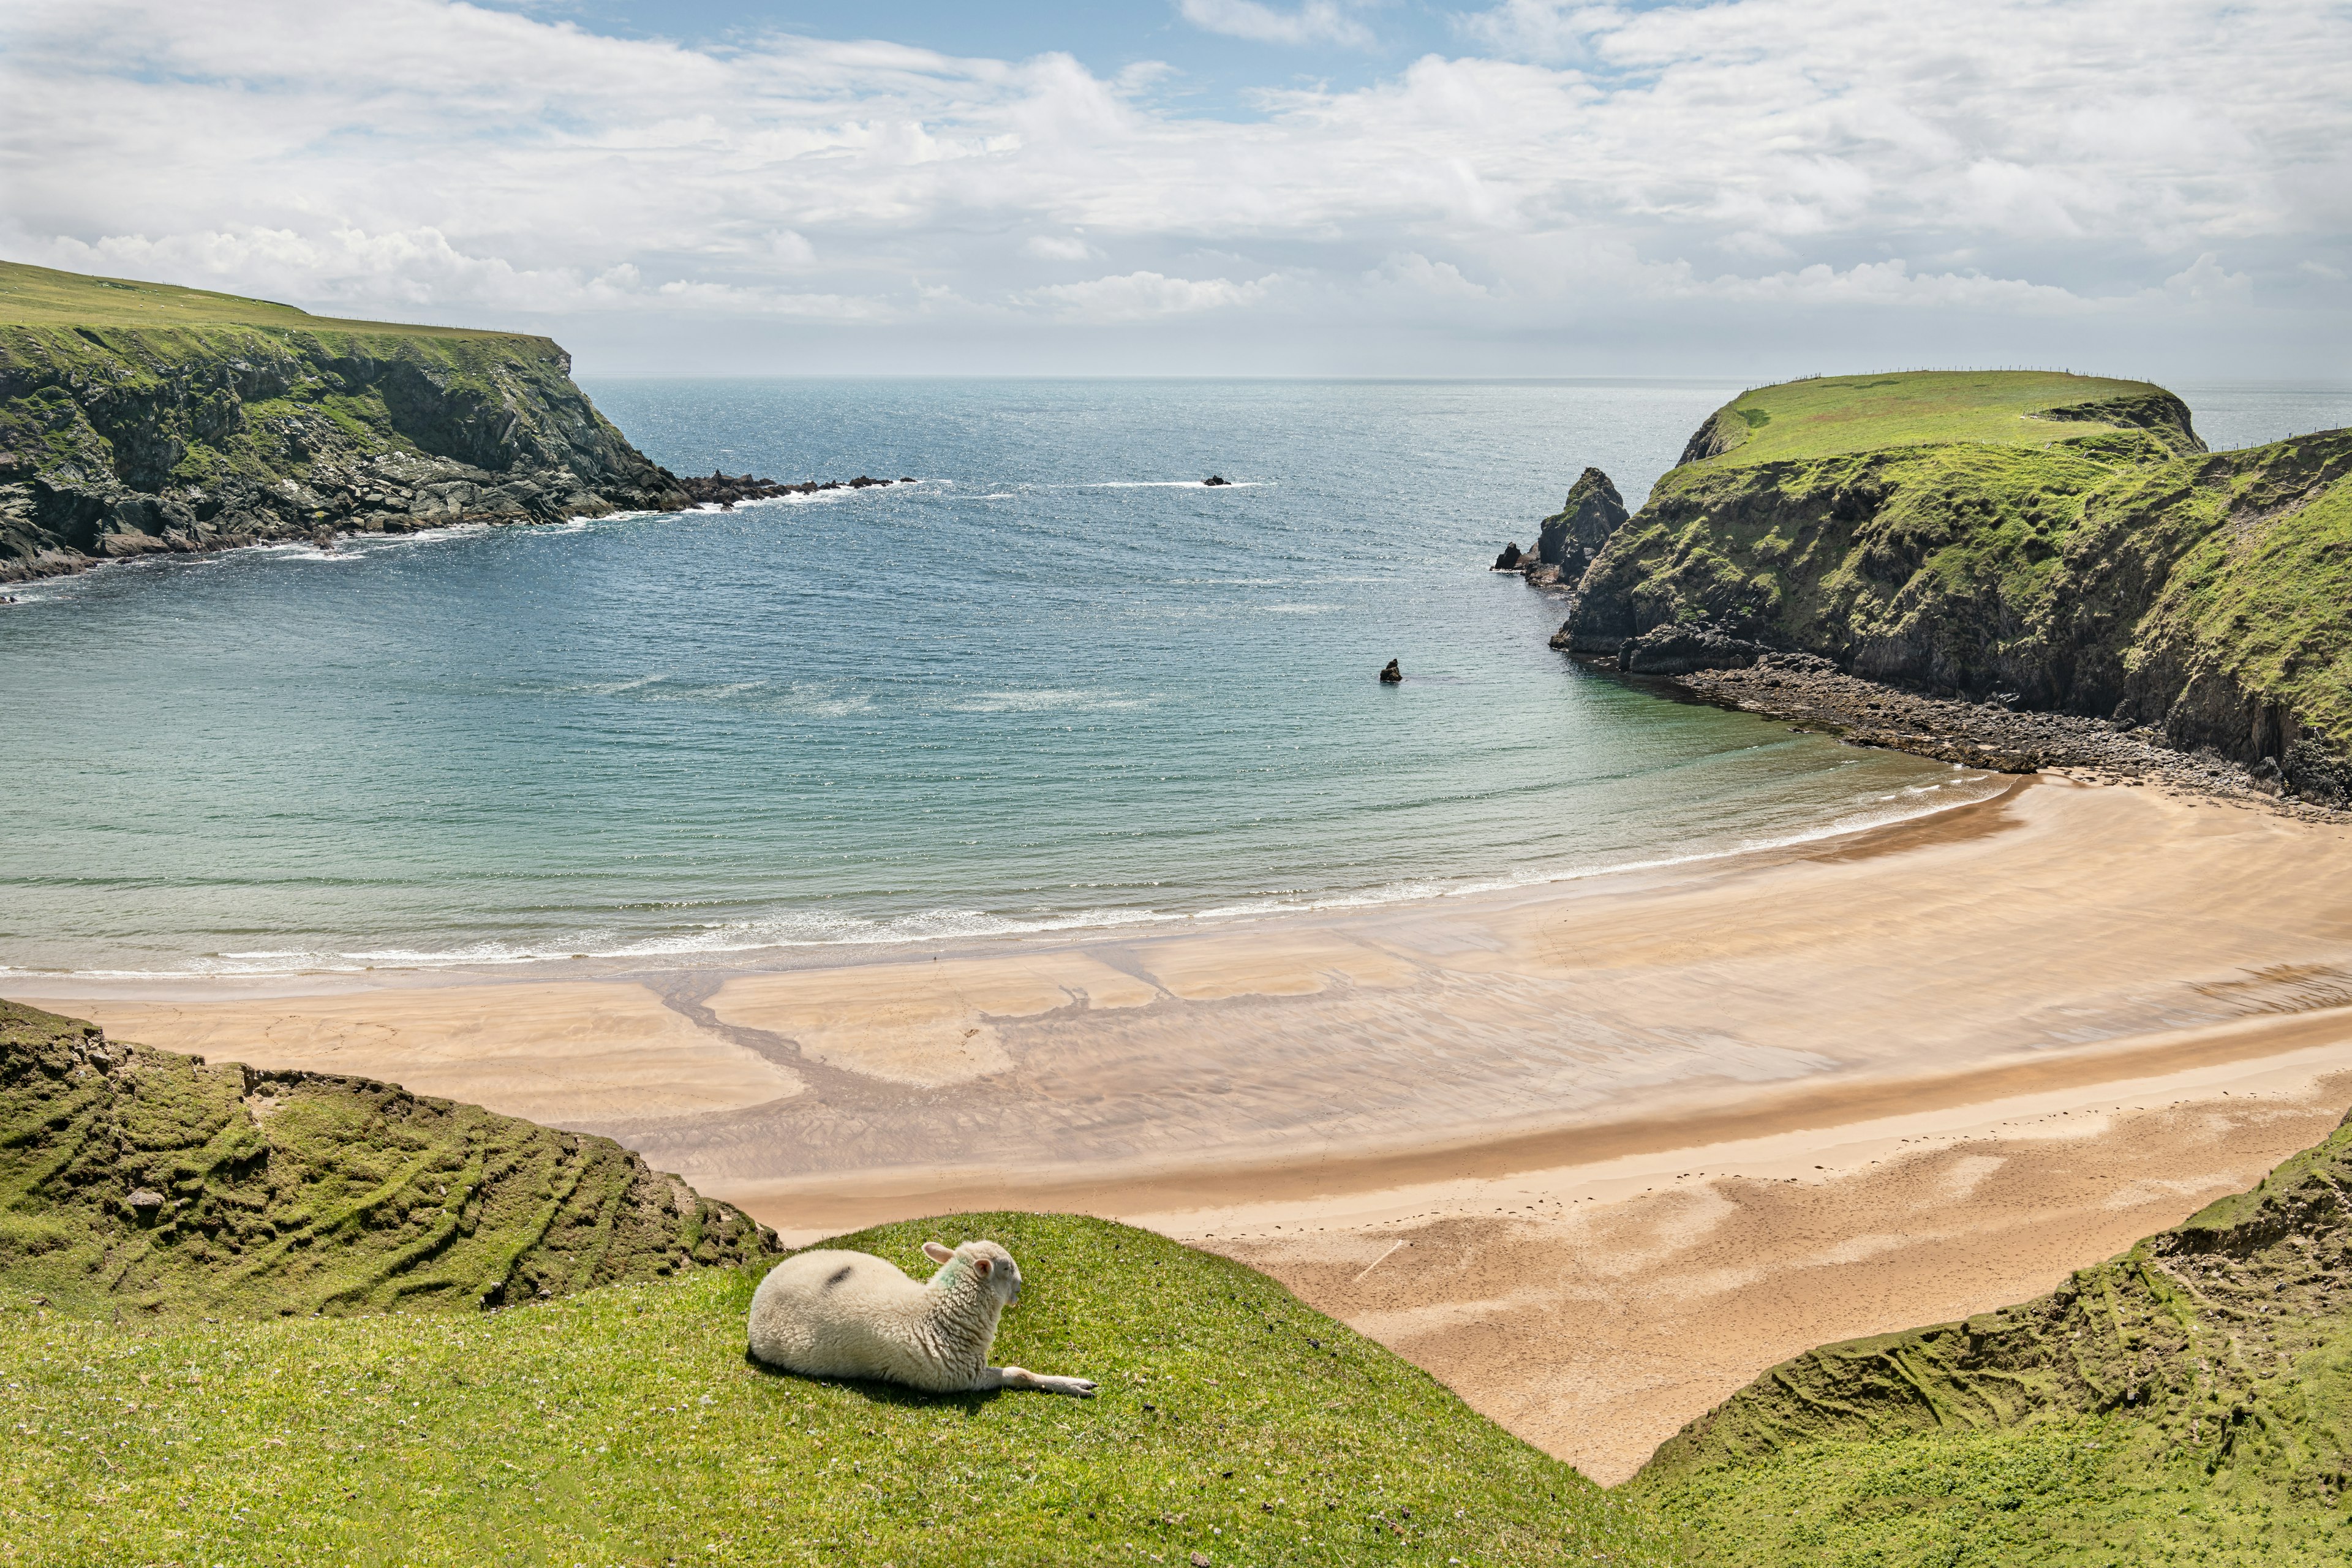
[0, 1217, 1667, 1567]
[1633, 1108, 2352, 1565]
[1676, 369, 2200, 467]
[0, 258, 510, 338]
[1559, 369, 2352, 798]
[0, 1001, 774, 1319]
[0, 1006, 1667, 1564]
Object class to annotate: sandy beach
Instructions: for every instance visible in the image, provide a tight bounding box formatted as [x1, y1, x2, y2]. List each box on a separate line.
[17, 775, 2352, 1479]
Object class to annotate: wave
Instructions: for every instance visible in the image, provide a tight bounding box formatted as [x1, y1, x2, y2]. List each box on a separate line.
[1072, 480, 1270, 489]
[945, 688, 1151, 714]
[2, 767, 2005, 981]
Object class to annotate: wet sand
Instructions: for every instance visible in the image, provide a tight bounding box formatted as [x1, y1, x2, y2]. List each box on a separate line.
[17, 776, 2352, 1479]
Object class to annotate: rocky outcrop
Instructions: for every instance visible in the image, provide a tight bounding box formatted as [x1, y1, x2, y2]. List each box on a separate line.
[1616, 621, 1762, 676]
[1549, 396, 2352, 804]
[1537, 467, 1629, 570]
[1506, 467, 1632, 590]
[0, 321, 694, 581]
[2024, 387, 2205, 454]
[676, 471, 915, 509]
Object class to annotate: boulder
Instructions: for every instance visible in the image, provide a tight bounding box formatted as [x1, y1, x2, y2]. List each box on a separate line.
[1204, 475, 1231, 487]
[1493, 541, 1523, 570]
[1379, 658, 1403, 684]
[1619, 622, 1765, 676]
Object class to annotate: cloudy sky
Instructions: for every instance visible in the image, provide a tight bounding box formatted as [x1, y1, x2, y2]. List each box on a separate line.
[3, 0, 2347, 377]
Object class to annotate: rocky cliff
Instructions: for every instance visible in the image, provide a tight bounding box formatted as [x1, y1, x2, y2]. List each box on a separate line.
[0, 261, 689, 581]
[1545, 372, 2352, 802]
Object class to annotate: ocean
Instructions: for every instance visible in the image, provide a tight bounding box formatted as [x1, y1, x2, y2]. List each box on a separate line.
[2, 377, 2340, 977]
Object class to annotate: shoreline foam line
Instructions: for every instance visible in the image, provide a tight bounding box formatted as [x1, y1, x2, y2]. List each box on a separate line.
[0, 766, 2013, 982]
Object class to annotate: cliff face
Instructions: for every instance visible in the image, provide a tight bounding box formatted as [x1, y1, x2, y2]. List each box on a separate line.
[1556, 377, 2352, 801]
[0, 273, 688, 581]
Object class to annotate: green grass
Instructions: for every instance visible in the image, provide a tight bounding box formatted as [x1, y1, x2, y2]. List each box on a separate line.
[0, 1212, 1672, 1567]
[0, 1002, 774, 1320]
[0, 259, 510, 339]
[1630, 1111, 2352, 1565]
[1685, 370, 2193, 467]
[1649, 1415, 2352, 1567]
[1568, 369, 2352, 770]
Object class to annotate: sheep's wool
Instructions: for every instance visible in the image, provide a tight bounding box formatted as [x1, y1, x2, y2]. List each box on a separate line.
[747, 1240, 1012, 1392]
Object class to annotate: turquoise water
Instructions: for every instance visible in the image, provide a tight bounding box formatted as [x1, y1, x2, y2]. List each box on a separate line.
[17, 372, 2282, 978]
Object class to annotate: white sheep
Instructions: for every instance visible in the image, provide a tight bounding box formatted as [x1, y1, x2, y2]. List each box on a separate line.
[747, 1238, 1097, 1397]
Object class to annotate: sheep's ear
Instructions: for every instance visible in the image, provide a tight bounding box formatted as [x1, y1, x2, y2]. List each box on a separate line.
[922, 1242, 954, 1265]
[973, 1256, 993, 1276]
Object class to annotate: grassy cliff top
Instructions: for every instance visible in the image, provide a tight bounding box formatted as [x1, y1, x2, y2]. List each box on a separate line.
[0, 258, 520, 341]
[1686, 369, 2197, 467]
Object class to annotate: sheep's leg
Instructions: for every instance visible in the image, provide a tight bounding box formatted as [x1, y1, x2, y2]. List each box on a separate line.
[980, 1365, 1098, 1398]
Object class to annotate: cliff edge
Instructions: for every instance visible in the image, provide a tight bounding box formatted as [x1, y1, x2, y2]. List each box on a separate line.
[0, 260, 689, 581]
[1548, 370, 2352, 802]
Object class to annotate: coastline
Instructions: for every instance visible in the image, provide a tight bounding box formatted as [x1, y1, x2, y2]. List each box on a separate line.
[12, 774, 2352, 1479]
[1659, 653, 2337, 815]
[18, 777, 2350, 1182]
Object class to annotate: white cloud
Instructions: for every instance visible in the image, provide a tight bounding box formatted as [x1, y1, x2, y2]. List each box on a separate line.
[0, 0, 2344, 370]
[1371, 252, 1493, 298]
[1177, 0, 1378, 48]
[2162, 252, 2253, 307]
[1019, 270, 1280, 321]
[1023, 235, 1102, 262]
[1454, 0, 1618, 62]
[1662, 257, 2093, 314]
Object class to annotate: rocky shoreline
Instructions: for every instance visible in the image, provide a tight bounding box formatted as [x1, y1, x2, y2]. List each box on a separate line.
[1615, 649, 2344, 818]
[675, 470, 918, 509]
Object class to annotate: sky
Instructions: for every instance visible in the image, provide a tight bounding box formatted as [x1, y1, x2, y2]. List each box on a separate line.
[2, 0, 2348, 379]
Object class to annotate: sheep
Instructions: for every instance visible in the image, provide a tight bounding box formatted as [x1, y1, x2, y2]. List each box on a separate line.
[747, 1238, 1098, 1397]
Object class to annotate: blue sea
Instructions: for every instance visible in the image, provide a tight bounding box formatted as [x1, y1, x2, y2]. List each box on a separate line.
[2, 378, 2342, 977]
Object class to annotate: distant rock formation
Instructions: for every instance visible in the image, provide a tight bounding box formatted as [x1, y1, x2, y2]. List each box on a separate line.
[1204, 475, 1232, 487]
[1379, 658, 1403, 684]
[1492, 541, 1523, 570]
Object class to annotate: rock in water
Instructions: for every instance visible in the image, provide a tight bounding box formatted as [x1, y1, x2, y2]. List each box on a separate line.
[1493, 541, 1524, 570]
[1536, 468, 1629, 568]
[1379, 658, 1403, 684]
[1204, 475, 1231, 486]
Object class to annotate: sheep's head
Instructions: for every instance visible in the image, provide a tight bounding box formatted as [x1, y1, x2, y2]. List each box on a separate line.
[923, 1239, 1023, 1306]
